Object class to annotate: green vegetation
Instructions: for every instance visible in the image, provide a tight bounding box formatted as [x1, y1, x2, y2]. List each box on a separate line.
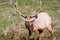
[0, 0, 60, 40]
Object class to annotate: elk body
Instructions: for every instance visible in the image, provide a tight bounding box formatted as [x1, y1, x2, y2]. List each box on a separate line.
[32, 12, 53, 40]
[14, 3, 54, 40]
[21, 12, 54, 40]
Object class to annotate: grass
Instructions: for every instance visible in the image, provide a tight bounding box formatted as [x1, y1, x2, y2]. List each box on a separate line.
[0, 0, 60, 29]
[0, 0, 60, 40]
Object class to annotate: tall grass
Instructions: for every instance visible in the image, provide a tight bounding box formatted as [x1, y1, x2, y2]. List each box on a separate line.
[0, 0, 60, 40]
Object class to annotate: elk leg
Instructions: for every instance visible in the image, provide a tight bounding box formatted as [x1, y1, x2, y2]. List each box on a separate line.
[46, 25, 54, 37]
[38, 30, 44, 40]
[33, 28, 38, 40]
[38, 30, 43, 34]
[34, 31, 38, 40]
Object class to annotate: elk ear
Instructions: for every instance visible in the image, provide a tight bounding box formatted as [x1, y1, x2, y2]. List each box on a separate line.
[34, 14, 38, 18]
[30, 14, 38, 18]
[30, 16, 33, 18]
[21, 15, 27, 18]
[20, 15, 27, 21]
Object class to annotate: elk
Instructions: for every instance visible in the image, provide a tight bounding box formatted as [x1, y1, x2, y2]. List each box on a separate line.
[14, 3, 54, 40]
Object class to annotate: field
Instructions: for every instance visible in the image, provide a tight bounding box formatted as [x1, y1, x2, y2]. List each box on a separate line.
[0, 0, 60, 40]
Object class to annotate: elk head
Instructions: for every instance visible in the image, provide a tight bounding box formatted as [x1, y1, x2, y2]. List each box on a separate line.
[14, 2, 38, 29]
[21, 15, 38, 31]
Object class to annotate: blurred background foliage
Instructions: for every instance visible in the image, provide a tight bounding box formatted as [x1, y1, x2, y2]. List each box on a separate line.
[0, 0, 60, 40]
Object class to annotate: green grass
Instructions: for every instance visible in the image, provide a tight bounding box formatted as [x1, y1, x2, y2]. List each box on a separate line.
[0, 0, 60, 40]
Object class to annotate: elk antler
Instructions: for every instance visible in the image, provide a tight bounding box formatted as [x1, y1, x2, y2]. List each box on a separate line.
[14, 2, 27, 21]
[14, 2, 27, 18]
[14, 2, 21, 15]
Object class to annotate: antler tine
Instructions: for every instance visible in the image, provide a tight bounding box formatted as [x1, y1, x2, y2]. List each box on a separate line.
[14, 2, 27, 20]
[14, 2, 22, 15]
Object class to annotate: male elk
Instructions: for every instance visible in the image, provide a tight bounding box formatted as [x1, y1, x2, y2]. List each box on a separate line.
[21, 12, 54, 40]
[14, 3, 54, 40]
